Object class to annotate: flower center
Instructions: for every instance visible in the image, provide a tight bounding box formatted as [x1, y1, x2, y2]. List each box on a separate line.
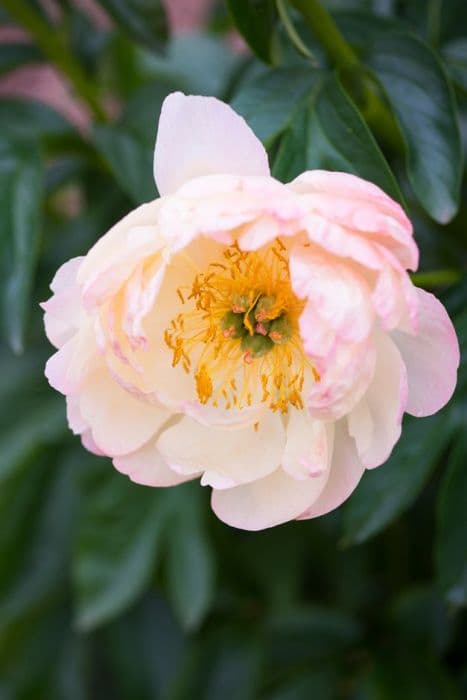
[164, 240, 314, 413]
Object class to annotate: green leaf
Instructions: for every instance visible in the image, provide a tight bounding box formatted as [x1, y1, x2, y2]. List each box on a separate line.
[265, 606, 361, 663]
[94, 124, 156, 204]
[0, 43, 42, 75]
[231, 66, 318, 145]
[145, 33, 241, 98]
[273, 73, 403, 202]
[443, 38, 467, 93]
[355, 653, 461, 700]
[73, 460, 168, 631]
[98, 0, 168, 53]
[0, 137, 44, 352]
[342, 411, 455, 546]
[104, 594, 185, 699]
[389, 587, 453, 656]
[436, 429, 467, 607]
[366, 31, 462, 223]
[165, 485, 216, 631]
[226, 0, 277, 64]
[0, 99, 73, 142]
[268, 668, 337, 700]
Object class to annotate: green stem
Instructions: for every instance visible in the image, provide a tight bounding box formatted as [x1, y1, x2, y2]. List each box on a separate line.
[290, 0, 359, 69]
[0, 0, 107, 122]
[411, 269, 462, 287]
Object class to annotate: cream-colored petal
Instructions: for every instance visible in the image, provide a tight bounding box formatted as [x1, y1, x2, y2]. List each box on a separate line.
[154, 93, 270, 196]
[79, 369, 171, 457]
[298, 421, 364, 519]
[156, 411, 285, 488]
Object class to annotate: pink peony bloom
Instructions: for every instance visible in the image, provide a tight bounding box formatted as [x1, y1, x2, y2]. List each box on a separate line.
[42, 93, 459, 530]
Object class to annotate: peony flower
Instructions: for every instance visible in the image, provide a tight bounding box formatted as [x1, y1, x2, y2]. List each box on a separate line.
[42, 92, 459, 530]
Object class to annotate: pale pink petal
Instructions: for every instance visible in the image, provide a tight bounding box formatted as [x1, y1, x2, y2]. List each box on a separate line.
[79, 369, 171, 457]
[288, 170, 417, 270]
[81, 430, 107, 456]
[154, 92, 270, 196]
[66, 394, 88, 434]
[41, 256, 84, 348]
[290, 246, 374, 357]
[348, 333, 407, 469]
[211, 467, 327, 531]
[392, 288, 459, 417]
[114, 437, 192, 487]
[156, 411, 285, 488]
[45, 324, 97, 395]
[306, 339, 377, 421]
[298, 421, 364, 519]
[283, 409, 333, 484]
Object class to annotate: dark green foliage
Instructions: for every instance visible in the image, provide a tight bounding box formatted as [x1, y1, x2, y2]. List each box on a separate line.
[0, 0, 465, 697]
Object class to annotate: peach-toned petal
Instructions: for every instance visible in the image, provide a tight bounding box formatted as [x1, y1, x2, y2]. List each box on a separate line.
[79, 369, 171, 457]
[298, 421, 364, 519]
[157, 411, 285, 488]
[392, 289, 459, 417]
[77, 200, 163, 310]
[211, 466, 327, 530]
[348, 333, 407, 469]
[153, 93, 270, 196]
[114, 436, 193, 487]
[283, 409, 333, 483]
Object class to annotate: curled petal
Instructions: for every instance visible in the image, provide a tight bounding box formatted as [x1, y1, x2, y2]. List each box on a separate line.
[288, 170, 417, 270]
[298, 421, 364, 519]
[392, 288, 459, 417]
[41, 256, 84, 349]
[348, 333, 407, 469]
[283, 409, 333, 482]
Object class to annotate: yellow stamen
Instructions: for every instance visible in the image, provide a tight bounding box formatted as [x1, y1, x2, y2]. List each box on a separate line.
[164, 241, 317, 412]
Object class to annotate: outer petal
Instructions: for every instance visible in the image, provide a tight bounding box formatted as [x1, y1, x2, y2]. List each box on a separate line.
[392, 288, 459, 417]
[114, 437, 193, 487]
[211, 467, 328, 531]
[156, 412, 285, 489]
[298, 421, 364, 519]
[79, 369, 171, 457]
[154, 92, 270, 196]
[348, 333, 407, 469]
[41, 256, 84, 349]
[77, 200, 163, 311]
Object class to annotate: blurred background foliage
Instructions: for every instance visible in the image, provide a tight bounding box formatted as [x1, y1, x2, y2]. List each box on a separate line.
[0, 0, 466, 697]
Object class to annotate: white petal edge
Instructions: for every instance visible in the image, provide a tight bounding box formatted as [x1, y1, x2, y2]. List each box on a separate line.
[153, 92, 270, 196]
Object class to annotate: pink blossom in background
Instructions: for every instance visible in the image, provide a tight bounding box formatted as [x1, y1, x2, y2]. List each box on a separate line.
[0, 0, 216, 131]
